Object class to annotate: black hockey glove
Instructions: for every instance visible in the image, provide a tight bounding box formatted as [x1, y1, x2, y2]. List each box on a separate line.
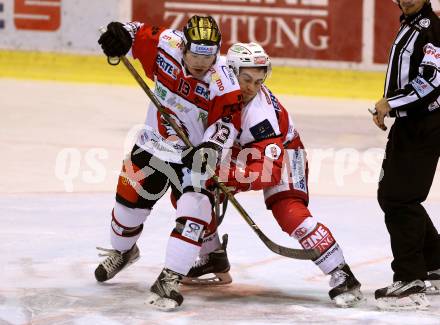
[182, 142, 221, 173]
[98, 22, 133, 57]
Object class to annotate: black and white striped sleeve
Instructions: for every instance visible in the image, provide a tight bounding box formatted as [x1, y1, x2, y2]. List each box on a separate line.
[388, 42, 440, 115]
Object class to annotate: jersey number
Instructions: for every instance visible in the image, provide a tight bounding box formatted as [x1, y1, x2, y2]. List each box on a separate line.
[210, 123, 231, 145]
[178, 79, 191, 97]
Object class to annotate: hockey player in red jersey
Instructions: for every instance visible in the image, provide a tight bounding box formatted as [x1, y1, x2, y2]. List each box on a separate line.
[95, 16, 242, 310]
[184, 43, 364, 307]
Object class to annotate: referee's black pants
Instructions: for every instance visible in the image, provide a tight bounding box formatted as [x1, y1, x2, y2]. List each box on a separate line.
[378, 112, 440, 282]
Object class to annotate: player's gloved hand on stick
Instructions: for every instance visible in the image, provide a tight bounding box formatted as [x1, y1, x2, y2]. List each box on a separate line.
[182, 142, 221, 173]
[98, 22, 133, 57]
[206, 167, 251, 193]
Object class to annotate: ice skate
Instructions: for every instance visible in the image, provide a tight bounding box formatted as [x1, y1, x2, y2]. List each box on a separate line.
[328, 263, 363, 307]
[375, 280, 429, 310]
[182, 234, 232, 285]
[424, 268, 440, 295]
[146, 268, 184, 311]
[94, 244, 140, 282]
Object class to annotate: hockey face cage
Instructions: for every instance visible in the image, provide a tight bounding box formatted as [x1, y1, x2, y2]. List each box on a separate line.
[183, 16, 222, 56]
[226, 42, 272, 81]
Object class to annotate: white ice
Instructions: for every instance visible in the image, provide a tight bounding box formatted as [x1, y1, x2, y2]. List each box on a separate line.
[1, 79, 440, 324]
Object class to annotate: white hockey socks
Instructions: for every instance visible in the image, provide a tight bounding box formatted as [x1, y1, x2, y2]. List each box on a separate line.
[291, 217, 345, 274]
[110, 202, 150, 252]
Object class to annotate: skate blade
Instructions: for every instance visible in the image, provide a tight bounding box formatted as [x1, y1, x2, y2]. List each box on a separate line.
[333, 288, 364, 308]
[424, 280, 440, 295]
[376, 293, 430, 311]
[146, 292, 181, 311]
[182, 272, 232, 286]
[95, 255, 141, 282]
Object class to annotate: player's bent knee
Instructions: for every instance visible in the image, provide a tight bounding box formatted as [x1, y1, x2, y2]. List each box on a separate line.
[177, 192, 213, 224]
[113, 201, 150, 228]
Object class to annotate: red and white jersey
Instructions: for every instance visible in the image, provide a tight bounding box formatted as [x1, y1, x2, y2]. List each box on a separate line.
[238, 84, 296, 147]
[130, 25, 242, 163]
[223, 84, 300, 191]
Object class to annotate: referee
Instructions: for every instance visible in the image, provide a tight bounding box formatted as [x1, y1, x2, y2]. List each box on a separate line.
[373, 0, 440, 310]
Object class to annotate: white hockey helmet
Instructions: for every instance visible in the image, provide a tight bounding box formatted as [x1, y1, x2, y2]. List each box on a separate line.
[226, 42, 272, 80]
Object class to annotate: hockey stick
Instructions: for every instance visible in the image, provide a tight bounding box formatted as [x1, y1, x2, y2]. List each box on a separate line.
[111, 55, 319, 260]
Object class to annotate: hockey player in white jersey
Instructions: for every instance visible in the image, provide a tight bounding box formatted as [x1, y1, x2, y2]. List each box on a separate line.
[184, 42, 364, 307]
[95, 16, 243, 310]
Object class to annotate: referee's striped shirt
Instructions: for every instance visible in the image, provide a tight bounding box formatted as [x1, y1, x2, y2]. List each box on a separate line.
[384, 4, 440, 117]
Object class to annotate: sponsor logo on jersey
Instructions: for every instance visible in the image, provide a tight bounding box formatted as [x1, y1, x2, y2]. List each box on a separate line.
[156, 53, 180, 80]
[221, 66, 236, 85]
[165, 95, 192, 113]
[155, 83, 168, 100]
[198, 111, 208, 122]
[411, 77, 432, 97]
[268, 89, 281, 112]
[120, 174, 138, 189]
[423, 43, 440, 70]
[211, 72, 225, 91]
[195, 83, 210, 100]
[424, 44, 440, 57]
[289, 149, 307, 193]
[161, 34, 183, 48]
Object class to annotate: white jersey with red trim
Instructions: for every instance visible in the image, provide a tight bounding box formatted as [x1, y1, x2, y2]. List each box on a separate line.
[130, 25, 242, 163]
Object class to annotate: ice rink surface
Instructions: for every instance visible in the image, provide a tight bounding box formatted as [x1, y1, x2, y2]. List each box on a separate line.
[1, 79, 440, 324]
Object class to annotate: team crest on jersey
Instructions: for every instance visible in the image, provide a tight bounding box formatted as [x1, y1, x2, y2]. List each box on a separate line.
[195, 83, 210, 100]
[156, 53, 180, 80]
[264, 143, 282, 160]
[419, 18, 430, 28]
[157, 109, 190, 142]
